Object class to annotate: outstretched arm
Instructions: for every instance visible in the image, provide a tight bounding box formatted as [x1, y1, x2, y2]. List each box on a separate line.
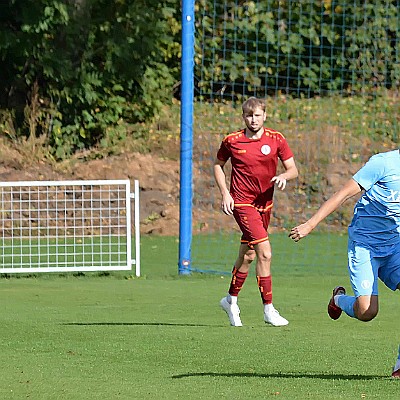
[213, 158, 235, 215]
[271, 157, 298, 190]
[289, 178, 362, 242]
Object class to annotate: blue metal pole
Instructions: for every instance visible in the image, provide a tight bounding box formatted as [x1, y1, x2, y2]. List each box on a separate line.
[178, 0, 194, 275]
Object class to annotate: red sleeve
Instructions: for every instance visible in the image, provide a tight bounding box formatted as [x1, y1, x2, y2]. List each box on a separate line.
[217, 140, 231, 162]
[277, 134, 294, 162]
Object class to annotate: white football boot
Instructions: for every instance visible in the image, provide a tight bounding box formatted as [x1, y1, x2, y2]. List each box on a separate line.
[264, 304, 289, 326]
[220, 296, 242, 327]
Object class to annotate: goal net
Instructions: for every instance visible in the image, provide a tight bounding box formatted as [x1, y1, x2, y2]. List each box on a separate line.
[0, 179, 140, 275]
[190, 0, 399, 274]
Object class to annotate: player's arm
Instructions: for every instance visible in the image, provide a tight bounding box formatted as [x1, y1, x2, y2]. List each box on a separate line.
[271, 157, 298, 190]
[289, 178, 362, 242]
[213, 158, 234, 215]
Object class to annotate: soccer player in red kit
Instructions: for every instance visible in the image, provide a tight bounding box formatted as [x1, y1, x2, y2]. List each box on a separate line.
[214, 97, 298, 327]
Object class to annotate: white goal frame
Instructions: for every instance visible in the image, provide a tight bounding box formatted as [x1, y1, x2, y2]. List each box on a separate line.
[0, 179, 140, 276]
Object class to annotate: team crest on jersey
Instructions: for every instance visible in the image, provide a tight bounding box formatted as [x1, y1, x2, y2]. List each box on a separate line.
[261, 145, 271, 155]
[361, 280, 371, 290]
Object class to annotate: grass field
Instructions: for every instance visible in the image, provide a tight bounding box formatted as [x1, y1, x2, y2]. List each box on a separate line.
[0, 233, 398, 399]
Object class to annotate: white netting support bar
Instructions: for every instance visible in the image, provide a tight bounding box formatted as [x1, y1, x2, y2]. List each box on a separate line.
[130, 179, 141, 277]
[0, 179, 140, 275]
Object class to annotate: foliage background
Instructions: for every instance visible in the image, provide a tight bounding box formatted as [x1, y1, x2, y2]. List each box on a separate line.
[0, 0, 180, 158]
[0, 0, 398, 160]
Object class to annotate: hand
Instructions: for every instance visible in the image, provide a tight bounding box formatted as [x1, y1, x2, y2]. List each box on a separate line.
[288, 222, 312, 242]
[220, 193, 234, 215]
[271, 175, 287, 190]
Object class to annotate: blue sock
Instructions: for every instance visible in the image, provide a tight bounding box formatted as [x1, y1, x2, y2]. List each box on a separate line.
[337, 295, 356, 318]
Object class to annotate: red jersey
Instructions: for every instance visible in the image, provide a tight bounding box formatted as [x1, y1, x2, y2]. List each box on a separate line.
[217, 127, 294, 210]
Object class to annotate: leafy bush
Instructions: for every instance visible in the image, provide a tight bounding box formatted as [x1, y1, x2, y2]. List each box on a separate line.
[1, 0, 398, 157]
[195, 0, 399, 98]
[0, 0, 180, 158]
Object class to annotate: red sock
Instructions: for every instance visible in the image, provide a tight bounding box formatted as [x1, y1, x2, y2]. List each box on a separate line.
[257, 275, 272, 304]
[228, 267, 248, 297]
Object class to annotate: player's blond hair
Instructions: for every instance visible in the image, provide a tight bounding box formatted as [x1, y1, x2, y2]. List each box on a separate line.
[242, 97, 266, 114]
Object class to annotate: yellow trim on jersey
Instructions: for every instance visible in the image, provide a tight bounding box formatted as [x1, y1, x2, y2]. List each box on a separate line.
[264, 128, 286, 139]
[222, 129, 245, 143]
[223, 127, 286, 142]
[234, 202, 274, 213]
[241, 236, 270, 247]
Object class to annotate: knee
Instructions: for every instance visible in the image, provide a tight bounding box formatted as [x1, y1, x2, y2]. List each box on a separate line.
[357, 310, 378, 322]
[355, 304, 378, 322]
[244, 250, 256, 264]
[257, 248, 272, 263]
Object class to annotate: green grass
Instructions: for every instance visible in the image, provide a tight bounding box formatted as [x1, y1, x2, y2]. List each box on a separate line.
[191, 231, 350, 276]
[0, 233, 398, 399]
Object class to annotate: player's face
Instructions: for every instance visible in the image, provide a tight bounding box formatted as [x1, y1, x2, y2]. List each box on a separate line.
[242, 107, 266, 133]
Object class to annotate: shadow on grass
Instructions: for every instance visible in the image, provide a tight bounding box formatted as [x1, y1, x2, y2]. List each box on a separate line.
[63, 322, 213, 327]
[171, 372, 392, 381]
[171, 372, 388, 380]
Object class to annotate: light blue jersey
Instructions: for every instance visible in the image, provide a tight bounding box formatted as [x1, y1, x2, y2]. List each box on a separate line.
[349, 149, 400, 247]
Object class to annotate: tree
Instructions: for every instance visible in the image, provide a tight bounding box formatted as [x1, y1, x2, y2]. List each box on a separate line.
[0, 0, 180, 158]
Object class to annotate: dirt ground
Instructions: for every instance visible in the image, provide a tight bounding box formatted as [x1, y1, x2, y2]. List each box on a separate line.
[0, 144, 364, 237]
[0, 130, 394, 236]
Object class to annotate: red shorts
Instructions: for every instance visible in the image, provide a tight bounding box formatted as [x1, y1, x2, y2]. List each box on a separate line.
[233, 205, 271, 248]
